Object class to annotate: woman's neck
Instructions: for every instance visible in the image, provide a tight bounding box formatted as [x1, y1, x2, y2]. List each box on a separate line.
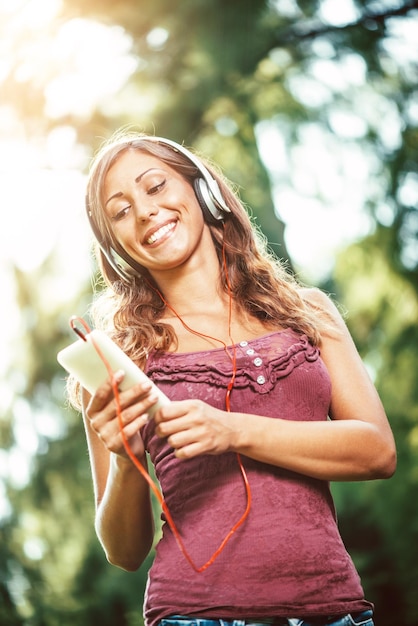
[151, 253, 224, 316]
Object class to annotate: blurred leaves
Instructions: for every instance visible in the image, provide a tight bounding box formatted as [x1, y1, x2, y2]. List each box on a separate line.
[331, 230, 418, 624]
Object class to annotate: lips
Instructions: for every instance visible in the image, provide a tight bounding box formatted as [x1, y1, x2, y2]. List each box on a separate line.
[144, 220, 177, 245]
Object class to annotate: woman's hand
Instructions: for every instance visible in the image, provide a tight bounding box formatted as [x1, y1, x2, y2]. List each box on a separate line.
[154, 399, 236, 459]
[85, 371, 159, 459]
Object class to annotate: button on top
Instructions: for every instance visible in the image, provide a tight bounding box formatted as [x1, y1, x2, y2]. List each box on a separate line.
[239, 340, 248, 347]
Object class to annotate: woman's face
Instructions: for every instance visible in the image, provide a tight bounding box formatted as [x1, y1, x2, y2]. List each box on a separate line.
[102, 148, 213, 279]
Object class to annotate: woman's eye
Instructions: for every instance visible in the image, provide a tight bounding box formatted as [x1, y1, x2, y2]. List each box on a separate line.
[148, 180, 166, 195]
[112, 206, 130, 221]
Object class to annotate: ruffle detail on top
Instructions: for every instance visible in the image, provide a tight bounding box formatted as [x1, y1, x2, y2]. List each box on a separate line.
[145, 329, 320, 395]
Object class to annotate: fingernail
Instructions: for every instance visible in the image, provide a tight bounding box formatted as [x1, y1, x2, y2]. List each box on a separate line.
[114, 369, 125, 381]
[139, 414, 149, 426]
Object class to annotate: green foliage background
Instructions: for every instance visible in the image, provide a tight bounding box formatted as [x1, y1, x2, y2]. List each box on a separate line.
[1, 1, 418, 625]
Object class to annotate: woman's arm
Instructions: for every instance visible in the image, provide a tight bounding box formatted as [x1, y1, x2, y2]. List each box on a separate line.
[154, 289, 397, 482]
[82, 375, 158, 571]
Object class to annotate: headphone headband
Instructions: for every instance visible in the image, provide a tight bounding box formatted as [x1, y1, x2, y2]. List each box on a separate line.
[87, 135, 231, 282]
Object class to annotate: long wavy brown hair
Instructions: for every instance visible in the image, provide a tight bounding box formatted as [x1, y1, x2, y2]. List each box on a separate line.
[68, 131, 334, 408]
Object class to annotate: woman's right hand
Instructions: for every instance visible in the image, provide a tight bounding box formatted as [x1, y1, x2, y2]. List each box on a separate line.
[85, 371, 158, 459]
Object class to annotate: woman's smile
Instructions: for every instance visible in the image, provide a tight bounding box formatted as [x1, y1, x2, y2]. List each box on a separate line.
[144, 219, 177, 246]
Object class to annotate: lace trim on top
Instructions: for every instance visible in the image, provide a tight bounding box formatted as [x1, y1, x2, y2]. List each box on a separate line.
[145, 328, 319, 395]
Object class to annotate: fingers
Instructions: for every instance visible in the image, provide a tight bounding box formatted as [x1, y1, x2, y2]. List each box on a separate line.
[154, 400, 231, 458]
[88, 374, 154, 420]
[100, 413, 149, 452]
[88, 370, 150, 413]
[154, 401, 200, 441]
[85, 373, 158, 456]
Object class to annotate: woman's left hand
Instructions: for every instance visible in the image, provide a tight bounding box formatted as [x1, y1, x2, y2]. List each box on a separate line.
[154, 400, 236, 458]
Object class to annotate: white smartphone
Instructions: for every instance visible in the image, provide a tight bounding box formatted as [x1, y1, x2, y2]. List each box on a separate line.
[57, 329, 170, 418]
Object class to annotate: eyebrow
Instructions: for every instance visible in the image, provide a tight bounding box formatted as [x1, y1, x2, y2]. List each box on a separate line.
[104, 168, 156, 207]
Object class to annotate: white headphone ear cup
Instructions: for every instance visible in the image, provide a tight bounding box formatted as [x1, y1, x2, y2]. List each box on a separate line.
[193, 178, 225, 223]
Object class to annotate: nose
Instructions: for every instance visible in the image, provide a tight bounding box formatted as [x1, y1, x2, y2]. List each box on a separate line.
[133, 197, 159, 223]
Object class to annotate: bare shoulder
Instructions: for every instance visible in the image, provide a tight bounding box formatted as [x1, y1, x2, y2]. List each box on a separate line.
[299, 287, 346, 326]
[299, 286, 337, 310]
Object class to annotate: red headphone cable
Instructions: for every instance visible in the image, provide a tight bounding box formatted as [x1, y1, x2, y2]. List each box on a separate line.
[74, 230, 251, 572]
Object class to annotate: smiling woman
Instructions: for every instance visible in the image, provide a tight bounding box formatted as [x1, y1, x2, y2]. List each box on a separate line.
[63, 130, 395, 626]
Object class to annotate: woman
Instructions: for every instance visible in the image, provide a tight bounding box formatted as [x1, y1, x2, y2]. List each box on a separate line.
[69, 130, 396, 626]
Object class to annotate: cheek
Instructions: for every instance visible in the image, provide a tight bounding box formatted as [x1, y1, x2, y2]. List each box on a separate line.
[111, 223, 137, 252]
[187, 194, 205, 225]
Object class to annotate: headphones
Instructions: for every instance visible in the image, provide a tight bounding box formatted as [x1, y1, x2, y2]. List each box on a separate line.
[87, 136, 231, 282]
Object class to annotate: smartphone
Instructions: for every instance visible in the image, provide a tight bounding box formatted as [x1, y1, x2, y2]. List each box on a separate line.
[57, 329, 170, 418]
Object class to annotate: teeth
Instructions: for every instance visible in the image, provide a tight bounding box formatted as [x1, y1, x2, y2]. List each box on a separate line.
[146, 222, 176, 244]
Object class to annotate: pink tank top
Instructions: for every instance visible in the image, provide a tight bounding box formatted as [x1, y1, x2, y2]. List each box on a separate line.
[141, 329, 372, 625]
